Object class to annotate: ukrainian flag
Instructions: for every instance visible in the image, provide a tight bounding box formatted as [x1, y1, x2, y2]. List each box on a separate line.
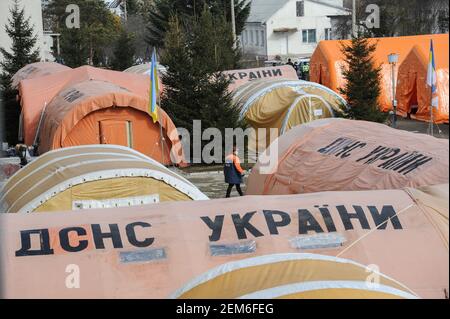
[426, 39, 438, 110]
[149, 49, 159, 123]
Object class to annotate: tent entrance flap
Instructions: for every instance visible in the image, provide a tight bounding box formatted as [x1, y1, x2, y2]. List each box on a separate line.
[407, 75, 419, 115]
[99, 120, 133, 147]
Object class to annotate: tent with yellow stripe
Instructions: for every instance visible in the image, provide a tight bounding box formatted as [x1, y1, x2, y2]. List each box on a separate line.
[232, 79, 346, 150]
[0, 145, 207, 214]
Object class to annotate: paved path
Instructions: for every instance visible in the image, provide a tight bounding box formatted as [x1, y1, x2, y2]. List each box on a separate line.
[396, 118, 448, 139]
[173, 168, 248, 199]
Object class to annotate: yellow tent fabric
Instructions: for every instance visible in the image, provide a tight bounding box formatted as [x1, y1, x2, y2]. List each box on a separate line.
[233, 79, 346, 149]
[0, 145, 208, 214]
[172, 254, 418, 299]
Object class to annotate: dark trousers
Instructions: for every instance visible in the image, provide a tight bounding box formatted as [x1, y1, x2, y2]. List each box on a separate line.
[226, 184, 243, 198]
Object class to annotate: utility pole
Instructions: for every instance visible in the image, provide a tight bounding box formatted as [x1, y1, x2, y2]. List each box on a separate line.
[231, 0, 237, 48]
[352, 0, 357, 37]
[0, 92, 4, 153]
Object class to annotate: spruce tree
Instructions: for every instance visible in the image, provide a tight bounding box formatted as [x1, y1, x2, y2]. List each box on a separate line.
[46, 0, 120, 67]
[146, 0, 250, 48]
[338, 37, 387, 123]
[110, 30, 136, 71]
[161, 14, 241, 163]
[0, 0, 40, 89]
[0, 0, 40, 144]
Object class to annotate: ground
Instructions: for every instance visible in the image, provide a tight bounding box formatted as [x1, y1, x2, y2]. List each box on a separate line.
[396, 117, 449, 139]
[174, 167, 249, 199]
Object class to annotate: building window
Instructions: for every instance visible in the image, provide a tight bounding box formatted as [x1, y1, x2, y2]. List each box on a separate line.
[255, 30, 259, 46]
[250, 30, 254, 45]
[325, 28, 332, 40]
[296, 1, 304, 17]
[260, 30, 265, 47]
[302, 29, 316, 43]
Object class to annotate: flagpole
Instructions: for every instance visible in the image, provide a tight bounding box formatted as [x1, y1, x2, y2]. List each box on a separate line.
[158, 93, 165, 166]
[430, 85, 433, 137]
[155, 51, 165, 165]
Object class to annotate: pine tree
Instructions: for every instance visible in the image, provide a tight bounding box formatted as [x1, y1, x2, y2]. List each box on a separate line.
[160, 16, 197, 132]
[0, 0, 40, 144]
[161, 14, 241, 163]
[338, 37, 387, 123]
[0, 0, 40, 90]
[46, 0, 120, 67]
[110, 30, 136, 71]
[146, 0, 250, 48]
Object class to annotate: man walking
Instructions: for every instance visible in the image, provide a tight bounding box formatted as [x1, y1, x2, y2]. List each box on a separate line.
[224, 145, 244, 198]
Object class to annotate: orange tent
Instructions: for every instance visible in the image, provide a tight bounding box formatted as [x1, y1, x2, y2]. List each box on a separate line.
[11, 62, 71, 90]
[0, 184, 447, 298]
[18, 65, 151, 146]
[36, 80, 184, 166]
[246, 118, 448, 196]
[397, 36, 449, 123]
[310, 34, 448, 113]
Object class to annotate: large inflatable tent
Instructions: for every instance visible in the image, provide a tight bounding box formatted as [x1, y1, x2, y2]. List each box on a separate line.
[11, 62, 71, 90]
[0, 184, 447, 298]
[310, 34, 448, 113]
[18, 65, 151, 146]
[0, 145, 207, 214]
[17, 65, 183, 165]
[246, 118, 449, 196]
[36, 80, 184, 165]
[397, 36, 449, 123]
[233, 79, 345, 149]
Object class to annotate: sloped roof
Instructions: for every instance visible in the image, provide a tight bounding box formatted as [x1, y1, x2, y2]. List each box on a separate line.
[247, 0, 289, 23]
[309, 0, 351, 13]
[248, 0, 349, 23]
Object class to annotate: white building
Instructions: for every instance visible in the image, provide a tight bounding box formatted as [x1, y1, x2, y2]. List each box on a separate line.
[241, 0, 350, 60]
[0, 0, 45, 67]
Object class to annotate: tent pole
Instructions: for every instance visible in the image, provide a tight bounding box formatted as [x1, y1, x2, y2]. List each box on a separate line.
[33, 102, 47, 148]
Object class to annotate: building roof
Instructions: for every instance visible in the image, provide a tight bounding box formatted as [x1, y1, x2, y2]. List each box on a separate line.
[247, 0, 290, 23]
[309, 0, 351, 13]
[248, 0, 349, 23]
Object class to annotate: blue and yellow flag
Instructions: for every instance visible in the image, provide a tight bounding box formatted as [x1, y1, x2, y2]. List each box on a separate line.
[149, 49, 160, 123]
[426, 39, 438, 110]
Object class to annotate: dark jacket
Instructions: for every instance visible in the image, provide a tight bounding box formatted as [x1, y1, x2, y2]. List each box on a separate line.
[224, 154, 243, 184]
